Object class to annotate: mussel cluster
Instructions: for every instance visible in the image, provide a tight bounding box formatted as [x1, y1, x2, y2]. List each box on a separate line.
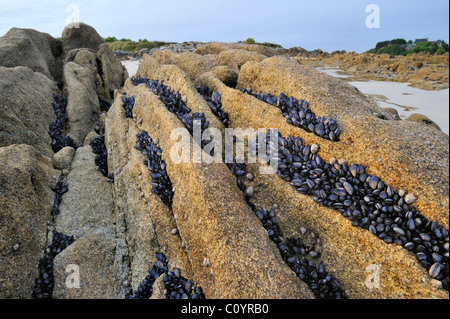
[49, 94, 77, 152]
[89, 132, 108, 177]
[197, 86, 230, 126]
[126, 253, 205, 299]
[99, 97, 112, 112]
[135, 130, 174, 208]
[257, 130, 449, 290]
[224, 134, 347, 298]
[32, 231, 75, 299]
[51, 175, 68, 216]
[241, 89, 341, 141]
[255, 207, 347, 299]
[122, 95, 135, 118]
[131, 76, 213, 152]
[194, 87, 253, 201]
[164, 266, 205, 300]
[195, 88, 347, 298]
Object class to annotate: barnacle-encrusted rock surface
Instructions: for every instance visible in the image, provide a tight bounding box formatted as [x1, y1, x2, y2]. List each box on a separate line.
[0, 23, 448, 299]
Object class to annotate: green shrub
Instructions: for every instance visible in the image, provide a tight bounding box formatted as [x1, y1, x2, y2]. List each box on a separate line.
[437, 46, 446, 54]
[105, 36, 117, 43]
[244, 38, 256, 44]
[378, 44, 406, 55]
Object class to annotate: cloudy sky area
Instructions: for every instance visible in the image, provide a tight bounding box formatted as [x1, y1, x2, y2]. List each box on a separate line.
[0, 0, 448, 52]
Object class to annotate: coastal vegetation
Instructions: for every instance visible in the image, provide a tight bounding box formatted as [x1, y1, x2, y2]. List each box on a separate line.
[367, 38, 449, 56]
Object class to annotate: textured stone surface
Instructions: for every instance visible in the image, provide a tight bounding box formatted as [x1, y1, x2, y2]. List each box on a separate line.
[136, 54, 224, 131]
[96, 43, 128, 101]
[53, 232, 122, 299]
[1, 23, 448, 299]
[64, 62, 101, 146]
[406, 113, 442, 131]
[383, 107, 401, 120]
[55, 145, 114, 239]
[152, 50, 214, 81]
[296, 51, 449, 90]
[53, 146, 76, 170]
[0, 144, 57, 298]
[0, 28, 62, 80]
[213, 49, 266, 70]
[211, 65, 239, 87]
[0, 66, 56, 157]
[61, 23, 106, 54]
[105, 95, 190, 291]
[195, 42, 276, 57]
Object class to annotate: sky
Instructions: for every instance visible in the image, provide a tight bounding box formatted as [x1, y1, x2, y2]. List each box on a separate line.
[0, 0, 448, 53]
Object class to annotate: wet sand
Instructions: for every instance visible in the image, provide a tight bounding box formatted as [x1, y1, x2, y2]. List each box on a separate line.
[318, 67, 449, 135]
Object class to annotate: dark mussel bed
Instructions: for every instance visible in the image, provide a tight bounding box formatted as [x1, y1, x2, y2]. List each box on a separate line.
[32, 231, 75, 299]
[51, 175, 68, 216]
[131, 76, 213, 152]
[49, 94, 77, 153]
[255, 129, 449, 291]
[126, 253, 205, 299]
[90, 130, 109, 177]
[240, 89, 341, 141]
[188, 87, 348, 298]
[135, 130, 174, 209]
